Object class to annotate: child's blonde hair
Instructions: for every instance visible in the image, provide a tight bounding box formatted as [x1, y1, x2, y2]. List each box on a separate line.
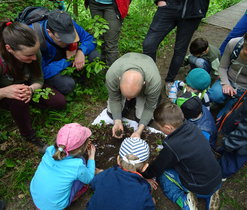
[53, 123, 92, 160]
[154, 102, 184, 128]
[119, 154, 147, 172]
[53, 139, 90, 160]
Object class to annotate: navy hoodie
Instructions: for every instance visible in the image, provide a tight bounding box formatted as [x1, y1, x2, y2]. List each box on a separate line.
[142, 121, 222, 195]
[87, 166, 155, 210]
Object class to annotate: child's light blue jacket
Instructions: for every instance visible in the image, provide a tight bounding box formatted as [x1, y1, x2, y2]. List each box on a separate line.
[30, 145, 95, 210]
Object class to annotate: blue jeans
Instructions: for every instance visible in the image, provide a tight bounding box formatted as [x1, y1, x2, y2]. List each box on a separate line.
[208, 79, 244, 118]
[219, 11, 247, 55]
[157, 169, 219, 210]
[142, 0, 201, 82]
[220, 151, 247, 178]
[188, 55, 211, 73]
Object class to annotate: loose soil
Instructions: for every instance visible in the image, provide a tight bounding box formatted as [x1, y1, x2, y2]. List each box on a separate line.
[2, 23, 247, 210]
[90, 124, 164, 169]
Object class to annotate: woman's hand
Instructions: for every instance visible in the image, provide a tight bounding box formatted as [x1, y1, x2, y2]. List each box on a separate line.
[0, 84, 29, 101]
[222, 84, 237, 97]
[20, 86, 33, 103]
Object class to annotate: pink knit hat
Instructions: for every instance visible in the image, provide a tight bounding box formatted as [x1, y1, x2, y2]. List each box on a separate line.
[56, 123, 92, 156]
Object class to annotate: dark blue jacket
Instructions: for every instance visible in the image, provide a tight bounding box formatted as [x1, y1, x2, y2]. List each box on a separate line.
[30, 20, 96, 79]
[190, 105, 217, 147]
[142, 121, 222, 195]
[87, 166, 155, 210]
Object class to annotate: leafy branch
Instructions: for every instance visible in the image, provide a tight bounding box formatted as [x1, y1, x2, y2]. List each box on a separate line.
[32, 88, 55, 103]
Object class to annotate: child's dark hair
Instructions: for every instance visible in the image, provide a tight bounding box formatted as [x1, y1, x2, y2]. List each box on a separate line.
[53, 139, 90, 160]
[190, 38, 208, 55]
[154, 102, 184, 128]
[0, 20, 41, 80]
[119, 154, 147, 172]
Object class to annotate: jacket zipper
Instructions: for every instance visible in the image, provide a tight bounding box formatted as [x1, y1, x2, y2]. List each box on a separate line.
[182, 0, 188, 18]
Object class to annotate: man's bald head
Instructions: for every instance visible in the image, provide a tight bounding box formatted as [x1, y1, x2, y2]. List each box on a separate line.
[120, 69, 144, 100]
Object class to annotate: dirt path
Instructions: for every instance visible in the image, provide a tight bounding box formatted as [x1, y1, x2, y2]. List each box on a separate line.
[157, 23, 230, 85]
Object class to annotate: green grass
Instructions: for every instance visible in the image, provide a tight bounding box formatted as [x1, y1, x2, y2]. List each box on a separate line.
[220, 192, 245, 209]
[207, 0, 242, 17]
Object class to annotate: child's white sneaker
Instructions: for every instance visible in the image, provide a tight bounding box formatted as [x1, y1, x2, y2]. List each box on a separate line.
[207, 190, 220, 210]
[181, 192, 198, 210]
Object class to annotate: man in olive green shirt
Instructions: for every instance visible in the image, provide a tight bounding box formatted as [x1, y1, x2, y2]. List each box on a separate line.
[106, 52, 162, 138]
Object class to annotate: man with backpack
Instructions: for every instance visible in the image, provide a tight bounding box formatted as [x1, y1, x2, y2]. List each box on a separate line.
[208, 33, 247, 117]
[28, 9, 99, 95]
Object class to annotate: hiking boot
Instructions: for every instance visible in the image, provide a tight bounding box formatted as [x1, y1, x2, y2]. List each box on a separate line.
[181, 192, 198, 210]
[165, 82, 174, 96]
[24, 134, 47, 154]
[206, 190, 220, 210]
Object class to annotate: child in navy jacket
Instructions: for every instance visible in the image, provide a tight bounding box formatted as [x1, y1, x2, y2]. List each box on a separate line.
[142, 103, 222, 210]
[87, 137, 155, 210]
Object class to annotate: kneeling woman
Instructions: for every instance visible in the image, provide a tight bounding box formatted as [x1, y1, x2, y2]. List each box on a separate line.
[0, 20, 66, 147]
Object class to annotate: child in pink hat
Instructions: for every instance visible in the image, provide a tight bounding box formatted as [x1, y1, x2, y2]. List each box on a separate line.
[30, 123, 96, 210]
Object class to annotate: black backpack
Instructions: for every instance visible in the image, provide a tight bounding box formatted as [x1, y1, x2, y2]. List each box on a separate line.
[15, 6, 51, 51]
[217, 90, 247, 133]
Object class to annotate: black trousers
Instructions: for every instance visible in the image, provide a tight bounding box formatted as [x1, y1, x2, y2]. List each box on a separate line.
[143, 2, 201, 82]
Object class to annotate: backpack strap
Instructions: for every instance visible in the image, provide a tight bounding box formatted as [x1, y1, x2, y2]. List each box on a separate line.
[218, 90, 247, 132]
[32, 22, 47, 52]
[15, 6, 39, 23]
[230, 37, 244, 65]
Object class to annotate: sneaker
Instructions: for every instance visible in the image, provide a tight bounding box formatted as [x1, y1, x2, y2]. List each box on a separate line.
[180, 192, 198, 210]
[206, 190, 220, 210]
[165, 82, 174, 96]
